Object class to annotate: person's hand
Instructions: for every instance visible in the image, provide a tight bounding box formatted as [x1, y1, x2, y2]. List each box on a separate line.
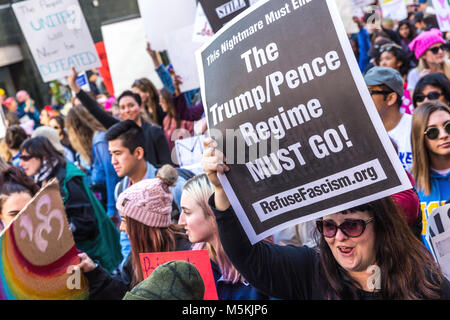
[75, 252, 96, 273]
[202, 138, 229, 190]
[352, 16, 362, 30]
[146, 42, 160, 67]
[67, 67, 81, 94]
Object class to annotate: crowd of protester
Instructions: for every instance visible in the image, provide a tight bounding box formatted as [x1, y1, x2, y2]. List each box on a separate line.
[0, 0, 449, 300]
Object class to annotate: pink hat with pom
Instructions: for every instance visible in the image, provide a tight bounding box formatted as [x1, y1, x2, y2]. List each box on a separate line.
[116, 165, 178, 227]
[409, 28, 445, 60]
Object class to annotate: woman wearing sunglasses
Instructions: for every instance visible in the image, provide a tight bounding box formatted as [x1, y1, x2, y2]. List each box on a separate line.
[411, 101, 450, 249]
[202, 138, 450, 299]
[407, 29, 450, 97]
[412, 73, 450, 109]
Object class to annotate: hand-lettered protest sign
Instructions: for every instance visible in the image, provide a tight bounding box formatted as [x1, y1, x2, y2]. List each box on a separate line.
[196, 0, 411, 244]
[12, 0, 100, 83]
[0, 179, 88, 300]
[427, 204, 450, 280]
[200, 0, 252, 33]
[432, 0, 450, 32]
[380, 0, 408, 21]
[139, 250, 218, 300]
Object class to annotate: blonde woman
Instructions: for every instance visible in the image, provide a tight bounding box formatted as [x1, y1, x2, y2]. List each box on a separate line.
[179, 174, 271, 300]
[407, 29, 450, 96]
[65, 105, 120, 219]
[411, 101, 450, 248]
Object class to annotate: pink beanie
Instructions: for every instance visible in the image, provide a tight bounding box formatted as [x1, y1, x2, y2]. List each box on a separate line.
[15, 90, 28, 103]
[409, 28, 445, 60]
[116, 165, 178, 228]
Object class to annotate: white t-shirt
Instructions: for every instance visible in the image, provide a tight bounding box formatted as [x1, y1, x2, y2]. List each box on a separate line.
[389, 113, 413, 173]
[407, 68, 420, 92]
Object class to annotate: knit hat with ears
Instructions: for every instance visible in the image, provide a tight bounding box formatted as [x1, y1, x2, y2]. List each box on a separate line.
[116, 165, 178, 227]
[409, 28, 445, 60]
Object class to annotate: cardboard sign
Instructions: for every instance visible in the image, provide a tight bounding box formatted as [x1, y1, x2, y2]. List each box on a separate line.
[0, 179, 88, 300]
[335, 0, 360, 34]
[380, 0, 408, 21]
[432, 0, 450, 32]
[12, 0, 100, 83]
[137, 0, 197, 51]
[200, 0, 252, 33]
[427, 204, 450, 280]
[193, 3, 215, 43]
[101, 17, 163, 95]
[139, 250, 218, 300]
[196, 0, 411, 244]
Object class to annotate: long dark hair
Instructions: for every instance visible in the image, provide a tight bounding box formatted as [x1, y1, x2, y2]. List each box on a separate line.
[412, 74, 450, 108]
[19, 136, 66, 173]
[160, 88, 180, 129]
[318, 197, 445, 299]
[397, 19, 416, 43]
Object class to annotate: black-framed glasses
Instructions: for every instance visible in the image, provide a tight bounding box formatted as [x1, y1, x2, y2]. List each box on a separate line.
[316, 218, 374, 238]
[19, 155, 34, 162]
[424, 122, 450, 140]
[428, 45, 446, 54]
[414, 91, 442, 103]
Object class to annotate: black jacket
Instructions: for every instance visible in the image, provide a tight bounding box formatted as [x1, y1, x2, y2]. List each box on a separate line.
[76, 90, 172, 167]
[210, 196, 450, 300]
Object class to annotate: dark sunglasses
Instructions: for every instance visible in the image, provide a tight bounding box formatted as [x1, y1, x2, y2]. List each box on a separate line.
[428, 45, 446, 54]
[414, 91, 442, 103]
[316, 218, 374, 238]
[379, 44, 402, 54]
[424, 122, 450, 140]
[369, 89, 393, 98]
[19, 155, 34, 162]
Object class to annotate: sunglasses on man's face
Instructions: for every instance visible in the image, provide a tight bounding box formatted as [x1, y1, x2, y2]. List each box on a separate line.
[316, 218, 374, 238]
[424, 122, 450, 140]
[428, 45, 446, 55]
[415, 91, 442, 103]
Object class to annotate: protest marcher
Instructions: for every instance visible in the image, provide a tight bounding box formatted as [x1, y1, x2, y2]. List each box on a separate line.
[49, 115, 76, 160]
[105, 121, 191, 261]
[4, 125, 28, 167]
[31, 126, 75, 163]
[39, 105, 54, 127]
[411, 101, 450, 247]
[75, 165, 190, 300]
[407, 29, 450, 95]
[15, 90, 40, 128]
[364, 67, 413, 172]
[0, 166, 39, 232]
[122, 260, 205, 300]
[18, 136, 122, 273]
[179, 174, 273, 300]
[65, 105, 120, 220]
[67, 67, 172, 168]
[397, 19, 417, 52]
[412, 73, 450, 109]
[159, 88, 194, 151]
[377, 43, 414, 114]
[413, 11, 428, 34]
[201, 138, 450, 299]
[365, 38, 393, 73]
[352, 16, 372, 73]
[131, 77, 165, 127]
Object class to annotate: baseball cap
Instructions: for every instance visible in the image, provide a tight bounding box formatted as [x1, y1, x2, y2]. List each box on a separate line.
[364, 66, 404, 98]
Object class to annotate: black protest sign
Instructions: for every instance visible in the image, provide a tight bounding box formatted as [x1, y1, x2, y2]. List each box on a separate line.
[199, 0, 251, 33]
[196, 0, 411, 244]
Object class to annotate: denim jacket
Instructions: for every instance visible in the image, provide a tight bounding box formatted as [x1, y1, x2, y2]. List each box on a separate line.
[91, 131, 120, 217]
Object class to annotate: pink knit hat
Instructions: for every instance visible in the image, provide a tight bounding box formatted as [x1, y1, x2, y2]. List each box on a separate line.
[15, 90, 28, 103]
[409, 28, 445, 60]
[116, 165, 178, 227]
